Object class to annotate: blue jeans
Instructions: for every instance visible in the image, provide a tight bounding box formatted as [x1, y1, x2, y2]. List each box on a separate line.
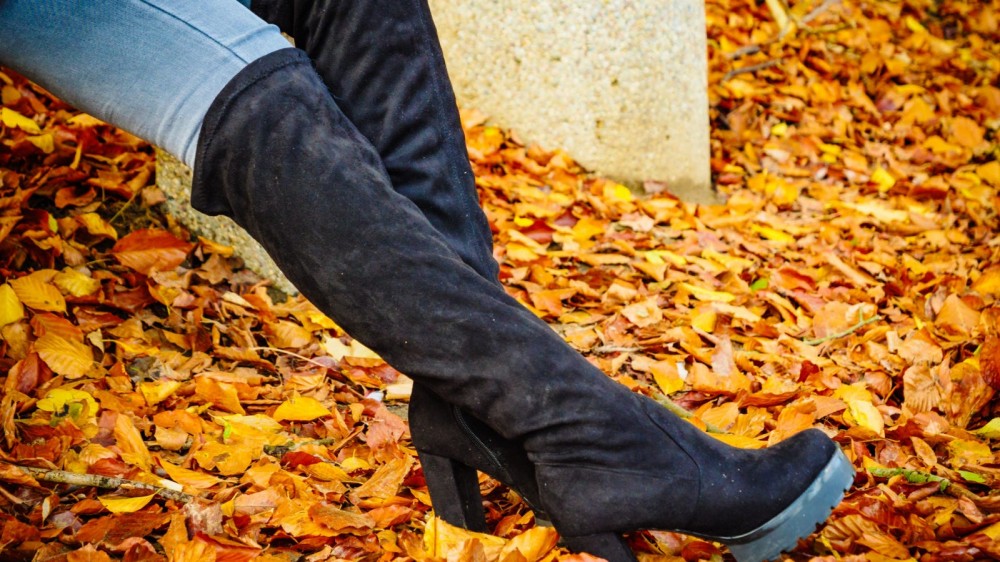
[0, 0, 285, 167]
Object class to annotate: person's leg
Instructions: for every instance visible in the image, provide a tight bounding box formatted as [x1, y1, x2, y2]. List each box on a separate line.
[0, 0, 539, 537]
[0, 0, 288, 167]
[193, 48, 854, 562]
[248, 0, 498, 282]
[244, 2, 536, 533]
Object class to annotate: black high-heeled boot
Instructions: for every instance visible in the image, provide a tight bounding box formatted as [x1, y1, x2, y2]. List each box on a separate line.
[192, 48, 854, 562]
[244, 0, 544, 533]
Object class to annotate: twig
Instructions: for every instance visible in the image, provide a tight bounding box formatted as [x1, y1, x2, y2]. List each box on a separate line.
[590, 345, 642, 355]
[264, 437, 337, 457]
[722, 59, 783, 83]
[108, 188, 140, 224]
[15, 465, 194, 503]
[801, 0, 841, 24]
[248, 346, 333, 370]
[803, 314, 883, 345]
[726, 44, 763, 61]
[653, 393, 726, 435]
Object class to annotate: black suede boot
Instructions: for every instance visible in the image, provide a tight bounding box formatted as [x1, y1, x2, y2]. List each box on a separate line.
[192, 49, 854, 562]
[244, 0, 542, 531]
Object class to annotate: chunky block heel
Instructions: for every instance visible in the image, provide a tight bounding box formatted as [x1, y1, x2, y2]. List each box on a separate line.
[418, 450, 488, 533]
[725, 449, 854, 562]
[562, 533, 638, 562]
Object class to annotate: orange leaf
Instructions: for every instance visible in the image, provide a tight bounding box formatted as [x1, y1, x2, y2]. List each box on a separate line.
[157, 460, 222, 490]
[111, 229, 194, 275]
[194, 376, 245, 415]
[308, 503, 375, 534]
[499, 527, 559, 562]
[114, 413, 153, 471]
[35, 333, 93, 378]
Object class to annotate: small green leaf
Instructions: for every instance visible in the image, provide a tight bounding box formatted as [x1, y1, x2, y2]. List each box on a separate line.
[973, 418, 1000, 439]
[750, 278, 769, 291]
[869, 467, 950, 492]
[959, 470, 986, 484]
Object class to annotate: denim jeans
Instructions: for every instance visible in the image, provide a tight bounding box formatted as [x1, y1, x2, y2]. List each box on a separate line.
[0, 0, 286, 166]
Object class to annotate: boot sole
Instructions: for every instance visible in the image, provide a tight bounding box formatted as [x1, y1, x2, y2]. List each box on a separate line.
[725, 448, 854, 562]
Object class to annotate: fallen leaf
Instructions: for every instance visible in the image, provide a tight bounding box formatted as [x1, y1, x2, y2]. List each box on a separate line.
[111, 229, 194, 275]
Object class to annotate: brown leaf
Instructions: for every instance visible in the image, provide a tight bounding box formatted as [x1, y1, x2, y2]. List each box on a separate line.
[308, 503, 375, 534]
[111, 229, 194, 275]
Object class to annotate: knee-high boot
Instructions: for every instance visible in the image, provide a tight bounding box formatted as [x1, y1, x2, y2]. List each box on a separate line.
[192, 48, 854, 562]
[244, 0, 543, 532]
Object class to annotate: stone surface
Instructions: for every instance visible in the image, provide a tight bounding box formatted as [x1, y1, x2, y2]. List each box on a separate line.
[155, 149, 296, 294]
[430, 0, 715, 202]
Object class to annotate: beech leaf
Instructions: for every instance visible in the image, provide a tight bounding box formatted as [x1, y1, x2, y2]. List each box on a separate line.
[111, 229, 194, 274]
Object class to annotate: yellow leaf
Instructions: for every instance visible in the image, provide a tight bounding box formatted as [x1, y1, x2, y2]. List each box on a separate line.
[691, 304, 717, 332]
[139, 380, 182, 406]
[0, 284, 24, 328]
[834, 382, 873, 403]
[322, 336, 381, 362]
[846, 399, 885, 437]
[0, 107, 40, 133]
[645, 250, 686, 267]
[711, 433, 767, 449]
[37, 388, 99, 420]
[9, 271, 66, 313]
[872, 167, 896, 193]
[506, 243, 542, 262]
[193, 441, 255, 476]
[53, 268, 101, 297]
[750, 224, 795, 244]
[273, 394, 332, 422]
[500, 527, 559, 562]
[602, 182, 634, 203]
[947, 439, 993, 467]
[976, 161, 1000, 186]
[302, 462, 352, 482]
[76, 213, 118, 240]
[158, 460, 221, 490]
[424, 515, 505, 561]
[98, 494, 155, 514]
[25, 133, 54, 154]
[651, 361, 684, 395]
[972, 266, 1000, 295]
[680, 282, 736, 303]
[571, 217, 608, 242]
[904, 15, 927, 34]
[198, 236, 234, 257]
[35, 333, 93, 378]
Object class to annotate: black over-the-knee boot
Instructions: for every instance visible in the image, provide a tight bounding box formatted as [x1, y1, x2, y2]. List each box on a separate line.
[192, 48, 854, 562]
[243, 0, 544, 533]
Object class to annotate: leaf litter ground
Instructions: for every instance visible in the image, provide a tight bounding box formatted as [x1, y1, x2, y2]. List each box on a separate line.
[2, 1, 1000, 560]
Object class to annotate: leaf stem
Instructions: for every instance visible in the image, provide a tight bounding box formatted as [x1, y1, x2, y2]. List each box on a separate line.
[803, 314, 882, 345]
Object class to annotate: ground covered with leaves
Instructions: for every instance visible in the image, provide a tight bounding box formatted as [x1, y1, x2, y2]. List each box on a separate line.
[2, 0, 1000, 560]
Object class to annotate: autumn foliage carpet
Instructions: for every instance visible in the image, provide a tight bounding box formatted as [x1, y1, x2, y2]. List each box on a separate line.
[2, 1, 1000, 561]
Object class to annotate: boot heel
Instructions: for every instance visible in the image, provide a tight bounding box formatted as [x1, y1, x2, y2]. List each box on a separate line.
[561, 533, 637, 562]
[418, 450, 488, 533]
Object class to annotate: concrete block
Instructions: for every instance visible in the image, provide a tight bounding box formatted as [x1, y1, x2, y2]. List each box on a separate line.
[155, 149, 297, 294]
[429, 0, 715, 203]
